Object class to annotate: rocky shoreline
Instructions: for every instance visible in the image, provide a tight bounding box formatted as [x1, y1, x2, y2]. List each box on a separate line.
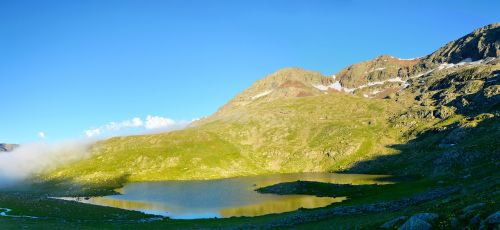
[236, 186, 460, 229]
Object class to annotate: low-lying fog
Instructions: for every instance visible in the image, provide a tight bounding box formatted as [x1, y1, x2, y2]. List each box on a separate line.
[0, 140, 93, 188]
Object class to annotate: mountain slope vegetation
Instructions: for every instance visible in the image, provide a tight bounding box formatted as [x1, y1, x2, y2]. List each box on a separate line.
[46, 93, 403, 184]
[42, 23, 499, 189]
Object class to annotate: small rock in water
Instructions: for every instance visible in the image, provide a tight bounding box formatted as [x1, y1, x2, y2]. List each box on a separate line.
[380, 216, 407, 229]
[397, 216, 432, 230]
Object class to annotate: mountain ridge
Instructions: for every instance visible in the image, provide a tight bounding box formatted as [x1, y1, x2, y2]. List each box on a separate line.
[422, 22, 500, 64]
[208, 24, 499, 119]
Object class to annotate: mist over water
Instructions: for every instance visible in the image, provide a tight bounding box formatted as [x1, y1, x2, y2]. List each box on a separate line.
[0, 140, 94, 188]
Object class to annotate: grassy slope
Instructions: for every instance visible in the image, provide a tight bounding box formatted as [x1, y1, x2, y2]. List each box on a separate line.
[44, 93, 405, 186]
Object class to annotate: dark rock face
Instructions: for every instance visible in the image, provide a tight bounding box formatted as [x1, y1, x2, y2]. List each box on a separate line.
[428, 65, 500, 116]
[423, 23, 500, 64]
[0, 144, 18, 152]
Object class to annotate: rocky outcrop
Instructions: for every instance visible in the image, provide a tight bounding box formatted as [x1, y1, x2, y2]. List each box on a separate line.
[381, 216, 407, 229]
[423, 23, 499, 64]
[484, 211, 500, 225]
[0, 144, 18, 152]
[335, 55, 419, 88]
[461, 203, 486, 217]
[397, 216, 432, 230]
[396, 213, 438, 230]
[410, 213, 439, 222]
[240, 187, 457, 229]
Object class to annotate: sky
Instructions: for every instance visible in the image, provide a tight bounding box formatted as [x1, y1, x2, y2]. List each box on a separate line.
[1, 0, 499, 143]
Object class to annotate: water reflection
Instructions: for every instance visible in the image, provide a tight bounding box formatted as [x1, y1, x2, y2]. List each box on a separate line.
[60, 172, 389, 219]
[219, 195, 345, 217]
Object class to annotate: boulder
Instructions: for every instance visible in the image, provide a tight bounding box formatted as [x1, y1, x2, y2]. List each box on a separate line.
[485, 211, 500, 224]
[450, 217, 460, 228]
[381, 216, 407, 229]
[470, 214, 481, 224]
[412, 213, 439, 222]
[397, 216, 432, 230]
[462, 203, 485, 216]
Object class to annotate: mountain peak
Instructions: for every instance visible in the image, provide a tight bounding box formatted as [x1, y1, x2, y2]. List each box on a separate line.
[213, 68, 337, 115]
[423, 22, 500, 64]
[335, 54, 419, 89]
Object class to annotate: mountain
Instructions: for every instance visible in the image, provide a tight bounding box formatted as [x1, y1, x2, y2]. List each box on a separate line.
[422, 22, 500, 64]
[214, 68, 337, 115]
[336, 55, 419, 88]
[43, 23, 499, 188]
[0, 143, 18, 152]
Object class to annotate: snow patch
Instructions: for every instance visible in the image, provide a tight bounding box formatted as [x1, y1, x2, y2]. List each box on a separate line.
[388, 55, 419, 61]
[397, 57, 418, 61]
[342, 76, 408, 94]
[329, 81, 343, 91]
[323, 57, 495, 98]
[387, 77, 405, 83]
[313, 81, 342, 91]
[342, 87, 356, 93]
[369, 67, 386, 73]
[410, 69, 435, 79]
[438, 57, 494, 70]
[251, 90, 273, 99]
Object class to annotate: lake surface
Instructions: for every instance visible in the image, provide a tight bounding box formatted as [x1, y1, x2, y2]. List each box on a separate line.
[61, 172, 390, 219]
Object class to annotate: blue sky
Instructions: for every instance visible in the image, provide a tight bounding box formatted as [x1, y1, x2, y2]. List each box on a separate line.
[1, 0, 499, 143]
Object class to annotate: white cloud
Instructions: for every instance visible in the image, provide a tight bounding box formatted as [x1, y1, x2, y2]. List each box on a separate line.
[85, 129, 101, 138]
[84, 115, 189, 137]
[38, 132, 46, 139]
[84, 117, 144, 137]
[145, 115, 175, 129]
[104, 117, 144, 131]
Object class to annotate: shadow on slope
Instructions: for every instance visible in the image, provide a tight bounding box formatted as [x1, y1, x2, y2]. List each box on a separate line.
[342, 111, 499, 179]
[344, 62, 500, 178]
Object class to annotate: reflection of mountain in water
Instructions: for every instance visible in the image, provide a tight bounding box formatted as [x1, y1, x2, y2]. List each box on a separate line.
[57, 172, 384, 219]
[219, 195, 345, 218]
